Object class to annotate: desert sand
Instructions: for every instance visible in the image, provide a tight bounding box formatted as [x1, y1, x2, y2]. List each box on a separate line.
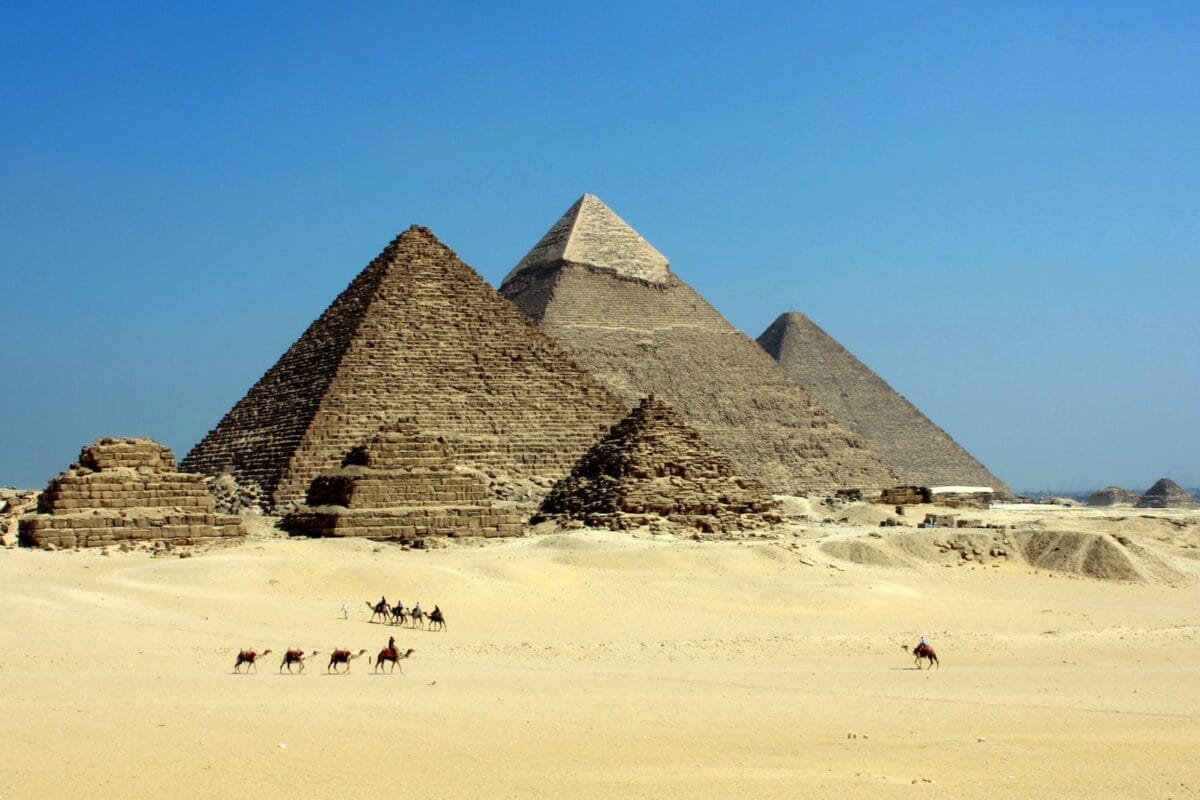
[2, 504, 1199, 799]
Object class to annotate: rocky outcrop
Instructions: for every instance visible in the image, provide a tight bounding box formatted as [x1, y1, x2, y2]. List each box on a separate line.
[757, 311, 1008, 494]
[537, 396, 780, 533]
[1136, 479, 1200, 509]
[19, 438, 242, 549]
[282, 423, 524, 541]
[501, 195, 896, 495]
[1087, 486, 1140, 507]
[183, 225, 626, 510]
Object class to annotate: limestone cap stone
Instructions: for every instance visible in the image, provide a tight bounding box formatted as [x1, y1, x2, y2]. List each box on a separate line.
[503, 194, 670, 286]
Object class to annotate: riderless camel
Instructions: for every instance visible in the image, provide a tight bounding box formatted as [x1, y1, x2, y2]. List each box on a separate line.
[327, 648, 368, 673]
[279, 648, 319, 673]
[233, 648, 272, 673]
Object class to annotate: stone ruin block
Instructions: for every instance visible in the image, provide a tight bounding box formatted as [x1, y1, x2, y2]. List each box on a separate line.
[282, 423, 524, 541]
[19, 438, 243, 549]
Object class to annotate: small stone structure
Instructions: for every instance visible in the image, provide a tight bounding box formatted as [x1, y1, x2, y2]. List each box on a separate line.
[19, 438, 242, 549]
[536, 396, 781, 533]
[1087, 486, 1140, 507]
[282, 424, 524, 541]
[879, 486, 932, 505]
[1135, 478, 1200, 509]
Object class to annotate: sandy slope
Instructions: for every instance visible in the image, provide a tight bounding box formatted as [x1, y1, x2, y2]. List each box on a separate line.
[1, 509, 1199, 800]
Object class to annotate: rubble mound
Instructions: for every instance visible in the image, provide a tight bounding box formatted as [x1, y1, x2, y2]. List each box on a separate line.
[537, 396, 781, 533]
[1135, 478, 1200, 509]
[19, 438, 242, 549]
[1, 488, 40, 547]
[1087, 486, 1140, 507]
[282, 422, 524, 541]
[819, 527, 1189, 584]
[205, 471, 265, 514]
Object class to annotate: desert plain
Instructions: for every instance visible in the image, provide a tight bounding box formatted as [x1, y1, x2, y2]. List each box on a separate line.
[2, 501, 1198, 800]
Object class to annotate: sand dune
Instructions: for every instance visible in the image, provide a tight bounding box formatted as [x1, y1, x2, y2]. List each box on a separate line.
[1, 504, 1198, 799]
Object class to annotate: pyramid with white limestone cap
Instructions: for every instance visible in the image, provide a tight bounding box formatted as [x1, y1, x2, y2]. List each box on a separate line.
[503, 194, 671, 286]
[501, 195, 896, 494]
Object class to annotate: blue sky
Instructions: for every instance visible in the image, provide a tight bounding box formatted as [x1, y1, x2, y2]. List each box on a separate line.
[2, 1, 1197, 492]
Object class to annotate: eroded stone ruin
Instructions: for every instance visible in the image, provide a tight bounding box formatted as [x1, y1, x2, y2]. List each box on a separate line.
[757, 311, 1008, 494]
[500, 194, 896, 495]
[19, 438, 242, 549]
[182, 225, 626, 510]
[1087, 486, 1141, 507]
[282, 423, 523, 541]
[537, 396, 781, 532]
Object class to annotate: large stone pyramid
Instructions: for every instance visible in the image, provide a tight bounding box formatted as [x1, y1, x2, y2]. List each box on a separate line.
[500, 194, 896, 494]
[538, 396, 779, 531]
[183, 225, 626, 509]
[757, 311, 1008, 492]
[1135, 478, 1200, 509]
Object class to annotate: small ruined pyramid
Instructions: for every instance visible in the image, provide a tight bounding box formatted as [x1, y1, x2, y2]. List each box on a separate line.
[501, 195, 895, 494]
[183, 225, 626, 509]
[538, 396, 779, 531]
[283, 422, 523, 540]
[1087, 486, 1140, 507]
[20, 438, 242, 549]
[1135, 478, 1200, 509]
[757, 311, 1008, 493]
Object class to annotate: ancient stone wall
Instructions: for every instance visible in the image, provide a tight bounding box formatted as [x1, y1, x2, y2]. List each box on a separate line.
[20, 438, 241, 549]
[184, 226, 626, 510]
[758, 312, 1009, 494]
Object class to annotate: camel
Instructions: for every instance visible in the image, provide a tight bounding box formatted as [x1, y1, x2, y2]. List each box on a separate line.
[327, 648, 368, 673]
[233, 648, 272, 673]
[410, 605, 425, 630]
[909, 642, 939, 669]
[365, 600, 391, 624]
[375, 646, 415, 673]
[427, 606, 446, 632]
[389, 602, 407, 627]
[279, 648, 319, 673]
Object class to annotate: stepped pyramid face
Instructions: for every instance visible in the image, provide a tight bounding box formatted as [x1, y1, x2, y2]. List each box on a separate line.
[1087, 486, 1140, 507]
[283, 423, 523, 540]
[540, 396, 779, 530]
[182, 226, 626, 509]
[19, 438, 242, 549]
[1135, 478, 1200, 509]
[757, 311, 1008, 493]
[501, 195, 896, 494]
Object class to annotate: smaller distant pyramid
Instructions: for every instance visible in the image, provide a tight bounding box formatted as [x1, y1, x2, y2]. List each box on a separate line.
[282, 423, 524, 541]
[757, 311, 1008, 493]
[1135, 479, 1200, 509]
[538, 396, 780, 532]
[1087, 486, 1140, 507]
[19, 438, 242, 549]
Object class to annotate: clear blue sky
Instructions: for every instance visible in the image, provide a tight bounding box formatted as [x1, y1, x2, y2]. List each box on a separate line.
[2, 1, 1197, 492]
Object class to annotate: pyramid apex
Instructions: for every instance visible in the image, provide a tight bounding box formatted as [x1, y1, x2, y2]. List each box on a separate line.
[503, 194, 670, 286]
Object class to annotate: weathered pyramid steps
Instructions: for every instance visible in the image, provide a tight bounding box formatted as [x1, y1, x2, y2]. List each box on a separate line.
[501, 195, 896, 495]
[538, 396, 781, 533]
[19, 438, 242, 549]
[283, 424, 524, 540]
[757, 311, 1008, 494]
[1087, 486, 1141, 506]
[182, 225, 626, 510]
[1136, 478, 1200, 509]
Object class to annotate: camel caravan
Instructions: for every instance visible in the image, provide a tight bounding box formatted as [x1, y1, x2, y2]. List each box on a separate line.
[365, 597, 446, 631]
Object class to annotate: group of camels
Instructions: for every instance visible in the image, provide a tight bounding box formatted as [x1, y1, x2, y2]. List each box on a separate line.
[234, 638, 416, 675]
[366, 598, 446, 631]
